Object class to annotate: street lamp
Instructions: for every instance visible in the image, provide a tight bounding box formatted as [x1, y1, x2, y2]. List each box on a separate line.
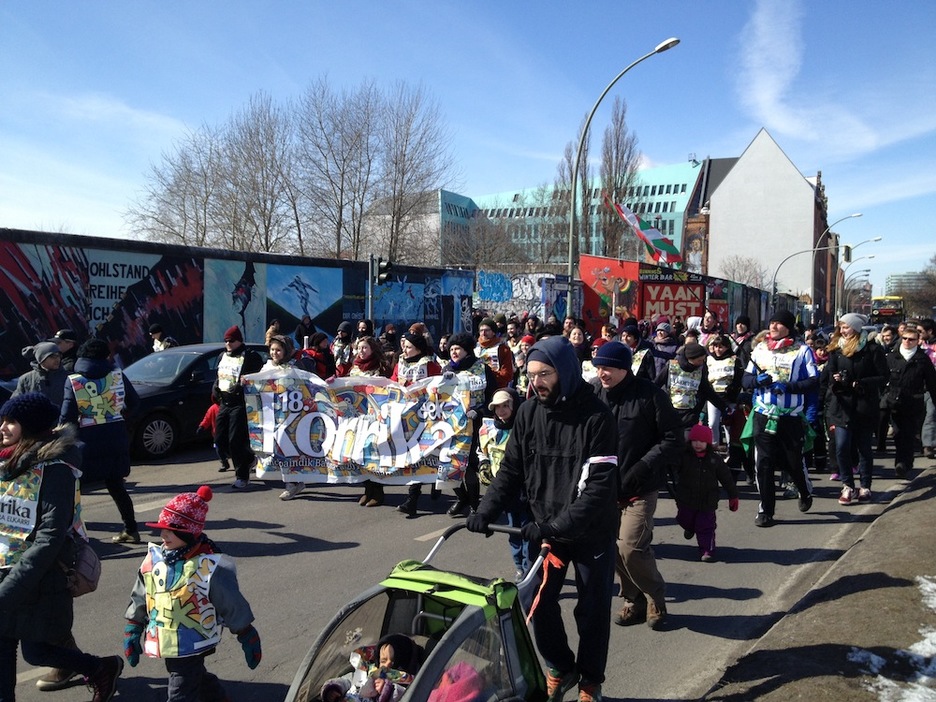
[835, 256, 875, 317]
[843, 271, 871, 313]
[566, 37, 680, 280]
[771, 244, 836, 310]
[810, 212, 862, 323]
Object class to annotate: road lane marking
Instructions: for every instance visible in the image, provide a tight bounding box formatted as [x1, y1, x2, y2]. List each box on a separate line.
[415, 527, 450, 542]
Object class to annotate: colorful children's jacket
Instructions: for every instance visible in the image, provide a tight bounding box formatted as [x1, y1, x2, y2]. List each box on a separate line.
[125, 538, 254, 658]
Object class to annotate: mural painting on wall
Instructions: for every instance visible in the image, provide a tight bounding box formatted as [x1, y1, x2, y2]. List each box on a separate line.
[0, 239, 206, 375]
[266, 264, 345, 346]
[682, 220, 707, 275]
[374, 270, 474, 339]
[96, 254, 205, 368]
[204, 259, 267, 344]
[474, 270, 568, 323]
[579, 255, 640, 328]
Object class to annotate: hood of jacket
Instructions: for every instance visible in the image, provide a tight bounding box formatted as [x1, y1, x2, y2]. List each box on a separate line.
[73, 356, 114, 380]
[528, 335, 583, 403]
[2, 423, 81, 480]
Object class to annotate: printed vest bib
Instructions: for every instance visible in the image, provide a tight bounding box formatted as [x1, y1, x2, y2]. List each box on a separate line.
[68, 370, 126, 427]
[396, 356, 432, 385]
[458, 360, 488, 408]
[0, 466, 44, 571]
[478, 418, 510, 476]
[142, 545, 222, 658]
[631, 348, 649, 375]
[217, 353, 246, 393]
[476, 343, 502, 372]
[668, 359, 702, 410]
[707, 356, 735, 395]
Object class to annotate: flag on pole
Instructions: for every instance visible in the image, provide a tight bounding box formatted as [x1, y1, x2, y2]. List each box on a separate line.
[603, 194, 683, 264]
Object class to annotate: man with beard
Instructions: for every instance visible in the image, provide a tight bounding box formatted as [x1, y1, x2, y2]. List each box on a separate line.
[467, 336, 618, 702]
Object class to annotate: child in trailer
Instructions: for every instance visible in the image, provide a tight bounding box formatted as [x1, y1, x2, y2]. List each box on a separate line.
[675, 424, 739, 562]
[124, 486, 262, 702]
[320, 633, 422, 702]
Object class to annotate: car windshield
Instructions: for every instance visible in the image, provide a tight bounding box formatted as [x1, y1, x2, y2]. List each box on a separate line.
[124, 351, 200, 387]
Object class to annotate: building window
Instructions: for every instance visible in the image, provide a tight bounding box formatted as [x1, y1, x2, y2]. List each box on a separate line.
[643, 185, 650, 196]
[655, 202, 662, 213]
[512, 193, 520, 202]
[651, 185, 657, 196]
[665, 184, 672, 194]
[662, 202, 669, 213]
[680, 184, 687, 194]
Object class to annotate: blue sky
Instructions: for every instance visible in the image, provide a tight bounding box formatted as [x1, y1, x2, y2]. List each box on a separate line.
[1, 0, 934, 297]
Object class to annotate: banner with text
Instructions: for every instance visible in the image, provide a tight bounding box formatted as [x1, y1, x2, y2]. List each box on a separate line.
[243, 369, 472, 485]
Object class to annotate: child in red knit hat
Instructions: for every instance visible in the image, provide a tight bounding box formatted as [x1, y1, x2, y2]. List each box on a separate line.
[124, 486, 261, 700]
[674, 424, 740, 562]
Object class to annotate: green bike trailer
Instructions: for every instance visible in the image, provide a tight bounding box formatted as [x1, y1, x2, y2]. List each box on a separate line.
[285, 524, 548, 702]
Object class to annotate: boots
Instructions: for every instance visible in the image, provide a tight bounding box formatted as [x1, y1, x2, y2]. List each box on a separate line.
[365, 481, 384, 507]
[398, 484, 421, 517]
[447, 486, 469, 518]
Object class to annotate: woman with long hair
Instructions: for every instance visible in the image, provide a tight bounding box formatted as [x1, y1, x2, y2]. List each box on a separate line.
[349, 337, 391, 507]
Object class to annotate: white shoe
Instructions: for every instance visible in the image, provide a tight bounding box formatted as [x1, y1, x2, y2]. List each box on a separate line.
[838, 485, 856, 505]
[232, 478, 249, 490]
[279, 483, 304, 501]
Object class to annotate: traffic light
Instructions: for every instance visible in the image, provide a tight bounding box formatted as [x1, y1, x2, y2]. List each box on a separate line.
[375, 257, 392, 285]
[843, 245, 851, 263]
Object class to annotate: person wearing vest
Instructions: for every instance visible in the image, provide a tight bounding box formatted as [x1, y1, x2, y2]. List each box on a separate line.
[590, 342, 683, 632]
[475, 317, 514, 390]
[445, 333, 496, 518]
[59, 338, 141, 544]
[620, 322, 656, 380]
[332, 321, 355, 377]
[705, 334, 743, 447]
[655, 342, 727, 432]
[392, 333, 443, 517]
[741, 309, 818, 528]
[125, 486, 261, 701]
[0, 393, 124, 702]
[212, 326, 264, 491]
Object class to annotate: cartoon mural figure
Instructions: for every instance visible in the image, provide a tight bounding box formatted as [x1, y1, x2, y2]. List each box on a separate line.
[684, 234, 705, 275]
[232, 262, 257, 330]
[284, 275, 318, 317]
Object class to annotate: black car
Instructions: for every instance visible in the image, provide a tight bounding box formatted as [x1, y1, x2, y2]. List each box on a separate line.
[123, 343, 268, 459]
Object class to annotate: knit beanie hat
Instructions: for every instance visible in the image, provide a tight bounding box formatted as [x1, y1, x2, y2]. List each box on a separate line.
[309, 332, 329, 349]
[146, 485, 213, 537]
[683, 342, 708, 360]
[447, 333, 476, 355]
[591, 338, 609, 349]
[26, 341, 61, 364]
[149, 323, 164, 334]
[269, 334, 294, 355]
[591, 341, 633, 370]
[735, 315, 751, 328]
[656, 322, 672, 334]
[478, 317, 497, 332]
[53, 329, 78, 342]
[0, 392, 60, 438]
[224, 325, 243, 342]
[768, 309, 796, 332]
[493, 313, 507, 326]
[688, 424, 713, 444]
[402, 332, 430, 356]
[337, 321, 354, 335]
[520, 334, 536, 345]
[77, 338, 110, 360]
[839, 313, 867, 334]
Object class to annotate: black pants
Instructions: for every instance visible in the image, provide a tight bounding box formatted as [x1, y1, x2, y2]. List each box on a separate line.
[104, 476, 137, 532]
[529, 537, 616, 686]
[165, 653, 227, 702]
[753, 413, 811, 518]
[215, 404, 254, 480]
[0, 638, 99, 702]
[892, 399, 926, 469]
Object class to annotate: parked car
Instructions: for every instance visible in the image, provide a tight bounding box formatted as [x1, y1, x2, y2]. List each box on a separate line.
[123, 343, 267, 459]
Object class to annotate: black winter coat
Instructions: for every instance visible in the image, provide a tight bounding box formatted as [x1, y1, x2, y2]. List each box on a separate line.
[0, 425, 82, 643]
[820, 338, 888, 428]
[592, 373, 683, 501]
[674, 448, 738, 512]
[883, 348, 936, 411]
[477, 336, 619, 543]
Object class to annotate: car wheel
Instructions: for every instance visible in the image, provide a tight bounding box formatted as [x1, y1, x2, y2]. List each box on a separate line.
[135, 413, 178, 459]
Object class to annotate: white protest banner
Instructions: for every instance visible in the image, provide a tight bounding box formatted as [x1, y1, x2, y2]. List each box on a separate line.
[243, 368, 472, 485]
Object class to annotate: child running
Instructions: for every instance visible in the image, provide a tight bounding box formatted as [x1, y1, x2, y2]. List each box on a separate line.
[124, 485, 261, 701]
[675, 424, 739, 562]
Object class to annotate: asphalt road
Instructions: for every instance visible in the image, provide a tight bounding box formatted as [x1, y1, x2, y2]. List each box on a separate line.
[13, 445, 916, 702]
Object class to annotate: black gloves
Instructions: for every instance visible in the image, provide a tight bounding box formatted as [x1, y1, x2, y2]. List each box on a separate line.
[521, 521, 556, 542]
[465, 512, 491, 535]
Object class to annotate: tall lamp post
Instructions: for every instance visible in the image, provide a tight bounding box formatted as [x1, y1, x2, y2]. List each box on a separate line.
[842, 270, 871, 314]
[770, 245, 836, 310]
[833, 237, 882, 316]
[835, 255, 875, 317]
[566, 37, 680, 280]
[810, 212, 862, 323]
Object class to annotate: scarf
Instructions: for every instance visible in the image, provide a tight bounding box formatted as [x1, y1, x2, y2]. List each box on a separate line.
[353, 354, 381, 373]
[766, 336, 795, 351]
[899, 345, 918, 361]
[163, 534, 219, 566]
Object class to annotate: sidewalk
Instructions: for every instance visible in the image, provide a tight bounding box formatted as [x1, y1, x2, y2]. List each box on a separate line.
[703, 465, 936, 701]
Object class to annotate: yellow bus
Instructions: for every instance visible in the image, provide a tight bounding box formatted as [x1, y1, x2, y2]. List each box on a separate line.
[870, 296, 904, 326]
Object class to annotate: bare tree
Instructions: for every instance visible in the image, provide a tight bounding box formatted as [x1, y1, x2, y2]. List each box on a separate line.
[721, 254, 770, 288]
[895, 253, 936, 318]
[599, 97, 642, 259]
[374, 82, 457, 263]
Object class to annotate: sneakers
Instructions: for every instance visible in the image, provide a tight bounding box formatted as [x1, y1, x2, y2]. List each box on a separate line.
[545, 668, 579, 702]
[279, 482, 303, 501]
[895, 463, 909, 477]
[86, 655, 123, 702]
[613, 595, 647, 626]
[798, 492, 813, 513]
[838, 485, 856, 505]
[754, 513, 774, 528]
[232, 478, 249, 490]
[857, 487, 872, 503]
[578, 681, 602, 702]
[217, 461, 230, 473]
[683, 528, 694, 540]
[782, 483, 799, 499]
[111, 529, 140, 544]
[701, 552, 714, 562]
[646, 598, 667, 630]
[829, 472, 842, 481]
[36, 668, 82, 691]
